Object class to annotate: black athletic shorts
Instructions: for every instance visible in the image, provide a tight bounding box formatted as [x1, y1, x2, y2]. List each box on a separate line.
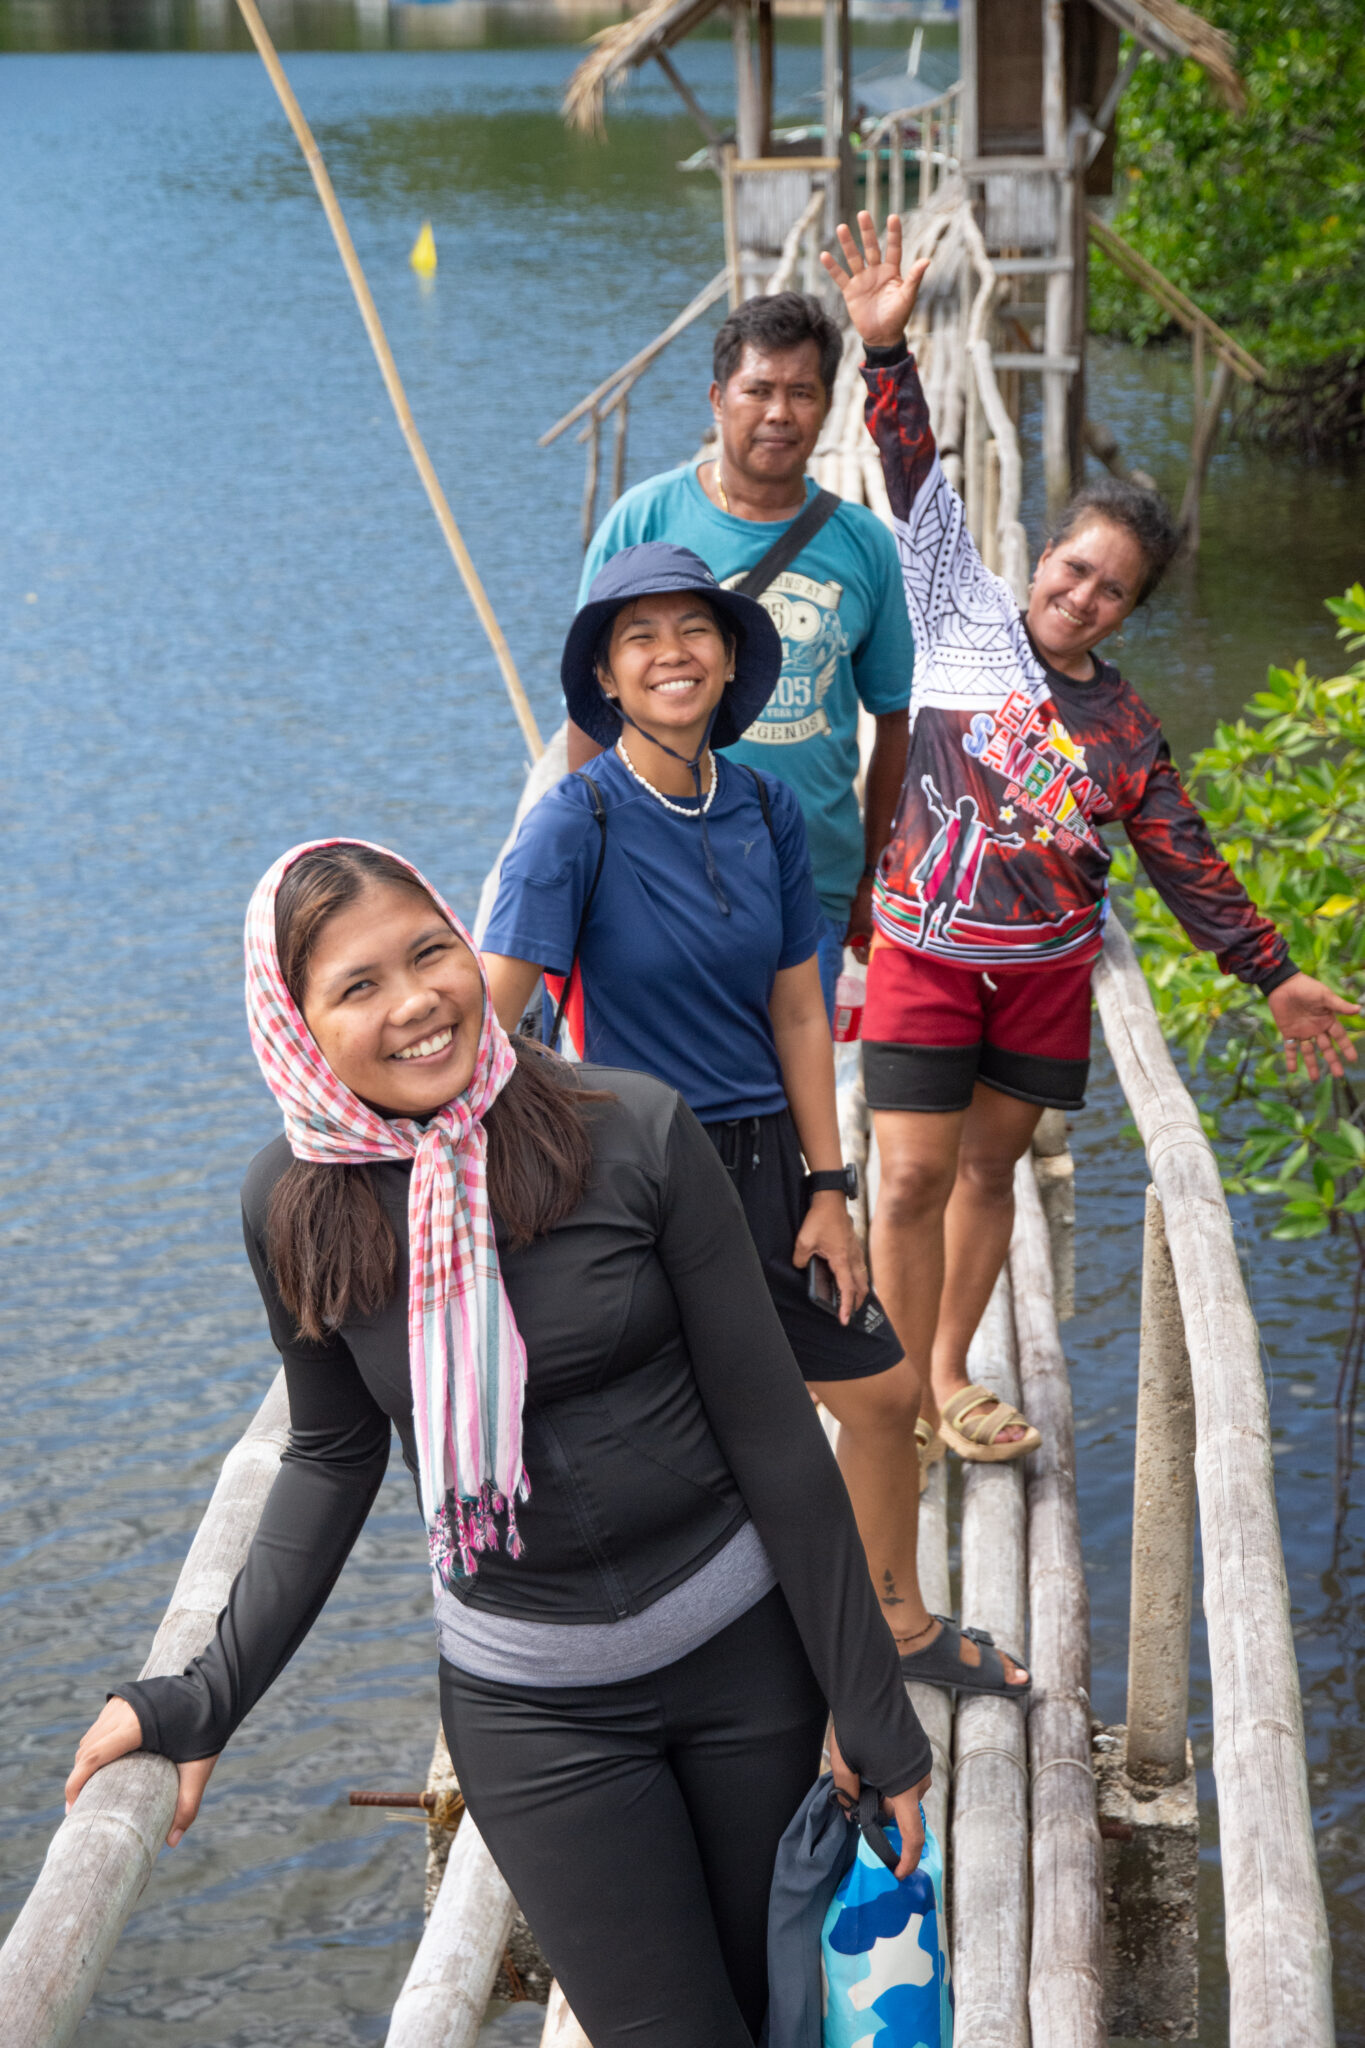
[702, 1109, 904, 1383]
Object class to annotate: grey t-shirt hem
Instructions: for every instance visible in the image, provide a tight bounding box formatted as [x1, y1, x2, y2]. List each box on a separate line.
[434, 1520, 778, 1688]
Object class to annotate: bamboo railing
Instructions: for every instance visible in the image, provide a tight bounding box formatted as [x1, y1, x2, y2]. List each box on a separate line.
[860, 81, 963, 227]
[0, 1373, 291, 2048]
[1092, 919, 1335, 2043]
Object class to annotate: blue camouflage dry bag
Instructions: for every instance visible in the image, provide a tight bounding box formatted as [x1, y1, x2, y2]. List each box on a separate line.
[820, 1796, 952, 2048]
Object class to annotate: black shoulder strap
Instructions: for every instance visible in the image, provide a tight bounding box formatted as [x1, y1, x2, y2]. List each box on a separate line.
[742, 764, 777, 844]
[549, 770, 608, 1052]
[734, 487, 842, 602]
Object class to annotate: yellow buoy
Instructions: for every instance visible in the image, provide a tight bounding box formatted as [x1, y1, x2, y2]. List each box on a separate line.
[409, 220, 437, 275]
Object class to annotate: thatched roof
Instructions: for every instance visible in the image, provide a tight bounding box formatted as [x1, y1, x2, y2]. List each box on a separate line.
[563, 0, 727, 137]
[1088, 0, 1245, 111]
[562, 0, 1245, 136]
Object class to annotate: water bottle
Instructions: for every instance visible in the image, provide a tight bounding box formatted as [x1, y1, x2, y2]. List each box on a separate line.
[832, 965, 865, 1044]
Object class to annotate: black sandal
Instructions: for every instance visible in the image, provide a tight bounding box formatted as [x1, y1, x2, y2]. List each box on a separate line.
[898, 1614, 1031, 1703]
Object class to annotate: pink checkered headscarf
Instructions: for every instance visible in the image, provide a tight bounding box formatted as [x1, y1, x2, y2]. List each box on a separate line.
[244, 838, 528, 1591]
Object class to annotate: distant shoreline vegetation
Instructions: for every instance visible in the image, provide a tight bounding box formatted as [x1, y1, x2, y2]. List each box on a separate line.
[1090, 0, 1365, 456]
[0, 0, 926, 56]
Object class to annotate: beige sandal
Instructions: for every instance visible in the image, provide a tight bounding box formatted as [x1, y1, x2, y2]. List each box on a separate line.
[915, 1416, 946, 1494]
[939, 1383, 1042, 1463]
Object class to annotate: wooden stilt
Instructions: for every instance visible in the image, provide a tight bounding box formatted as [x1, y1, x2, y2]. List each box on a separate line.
[610, 394, 629, 507]
[952, 1278, 1030, 2048]
[1179, 354, 1233, 553]
[1125, 1187, 1197, 1783]
[579, 413, 601, 550]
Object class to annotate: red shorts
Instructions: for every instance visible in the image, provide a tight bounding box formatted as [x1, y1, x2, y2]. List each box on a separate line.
[861, 940, 1093, 1113]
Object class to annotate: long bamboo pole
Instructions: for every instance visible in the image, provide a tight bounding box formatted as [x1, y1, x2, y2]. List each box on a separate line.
[0, 1374, 292, 2048]
[1011, 1162, 1106, 2048]
[232, 0, 543, 761]
[1092, 916, 1334, 2046]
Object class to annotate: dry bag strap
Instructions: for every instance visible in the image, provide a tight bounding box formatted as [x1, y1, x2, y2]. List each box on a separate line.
[733, 487, 841, 601]
[549, 771, 608, 1051]
[857, 1785, 900, 1874]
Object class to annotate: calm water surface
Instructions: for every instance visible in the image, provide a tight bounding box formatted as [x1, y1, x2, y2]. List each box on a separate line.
[1, 29, 1361, 2045]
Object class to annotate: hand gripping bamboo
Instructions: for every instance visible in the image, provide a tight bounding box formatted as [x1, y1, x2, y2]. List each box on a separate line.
[233, 0, 543, 762]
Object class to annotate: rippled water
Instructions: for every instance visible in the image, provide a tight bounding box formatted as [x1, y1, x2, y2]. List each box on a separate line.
[0, 25, 1360, 2046]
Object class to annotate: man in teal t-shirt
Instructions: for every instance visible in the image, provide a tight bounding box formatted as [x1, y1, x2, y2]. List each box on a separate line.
[570, 291, 913, 1011]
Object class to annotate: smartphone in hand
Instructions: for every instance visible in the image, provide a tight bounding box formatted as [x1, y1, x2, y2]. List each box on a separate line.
[806, 1253, 842, 1318]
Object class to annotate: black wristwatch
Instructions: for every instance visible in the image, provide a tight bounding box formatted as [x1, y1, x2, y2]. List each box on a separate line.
[804, 1166, 859, 1201]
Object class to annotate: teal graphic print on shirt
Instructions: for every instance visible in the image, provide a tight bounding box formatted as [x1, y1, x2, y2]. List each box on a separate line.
[579, 462, 913, 926]
[726, 565, 848, 746]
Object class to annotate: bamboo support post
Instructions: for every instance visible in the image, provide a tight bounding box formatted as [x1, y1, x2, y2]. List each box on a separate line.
[1092, 916, 1334, 2045]
[231, 0, 541, 760]
[766, 188, 826, 297]
[963, 375, 983, 546]
[1179, 354, 1233, 553]
[889, 121, 905, 221]
[540, 1980, 593, 2046]
[865, 122, 881, 233]
[580, 413, 601, 551]
[653, 47, 723, 168]
[610, 394, 629, 507]
[0, 1373, 292, 2048]
[1011, 1162, 1106, 2048]
[731, 0, 760, 161]
[981, 438, 1000, 573]
[1126, 1186, 1197, 1784]
[952, 1276, 1030, 2048]
[385, 1813, 516, 2048]
[721, 146, 742, 309]
[1030, 1106, 1075, 1322]
[1040, 0, 1072, 516]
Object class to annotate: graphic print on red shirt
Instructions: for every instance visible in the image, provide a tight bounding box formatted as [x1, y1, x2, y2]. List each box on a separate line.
[862, 343, 1291, 991]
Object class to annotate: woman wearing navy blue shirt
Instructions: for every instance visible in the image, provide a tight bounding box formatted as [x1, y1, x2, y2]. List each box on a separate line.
[485, 545, 1027, 1699]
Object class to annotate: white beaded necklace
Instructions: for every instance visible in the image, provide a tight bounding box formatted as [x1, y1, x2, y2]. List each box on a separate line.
[615, 739, 718, 817]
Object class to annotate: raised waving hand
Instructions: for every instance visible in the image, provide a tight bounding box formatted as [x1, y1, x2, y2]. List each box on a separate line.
[820, 212, 930, 351]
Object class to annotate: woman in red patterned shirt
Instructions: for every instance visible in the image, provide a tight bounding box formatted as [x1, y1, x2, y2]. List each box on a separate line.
[821, 212, 1355, 1483]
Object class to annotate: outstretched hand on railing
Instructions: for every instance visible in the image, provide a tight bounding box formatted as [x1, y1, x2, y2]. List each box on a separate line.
[66, 1696, 218, 1849]
[819, 212, 930, 352]
[1267, 970, 1359, 1081]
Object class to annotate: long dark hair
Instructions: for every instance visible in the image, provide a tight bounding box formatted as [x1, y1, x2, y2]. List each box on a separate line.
[265, 843, 603, 1341]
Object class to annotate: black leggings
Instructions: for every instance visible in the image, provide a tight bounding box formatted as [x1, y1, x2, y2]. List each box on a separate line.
[439, 1588, 827, 2047]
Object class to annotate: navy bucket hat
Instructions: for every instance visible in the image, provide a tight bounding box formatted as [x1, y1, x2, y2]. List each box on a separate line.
[560, 543, 783, 750]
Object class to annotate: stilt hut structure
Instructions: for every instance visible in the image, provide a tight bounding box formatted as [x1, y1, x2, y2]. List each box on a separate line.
[560, 0, 1244, 511]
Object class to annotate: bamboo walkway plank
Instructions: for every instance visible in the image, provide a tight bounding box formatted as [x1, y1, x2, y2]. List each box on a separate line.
[1011, 1159, 1105, 2048]
[951, 1278, 1030, 2048]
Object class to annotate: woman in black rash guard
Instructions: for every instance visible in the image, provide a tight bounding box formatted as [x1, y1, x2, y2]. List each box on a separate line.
[66, 838, 931, 2048]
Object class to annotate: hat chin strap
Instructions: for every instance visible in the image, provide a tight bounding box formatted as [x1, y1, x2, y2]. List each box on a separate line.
[607, 692, 733, 916]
